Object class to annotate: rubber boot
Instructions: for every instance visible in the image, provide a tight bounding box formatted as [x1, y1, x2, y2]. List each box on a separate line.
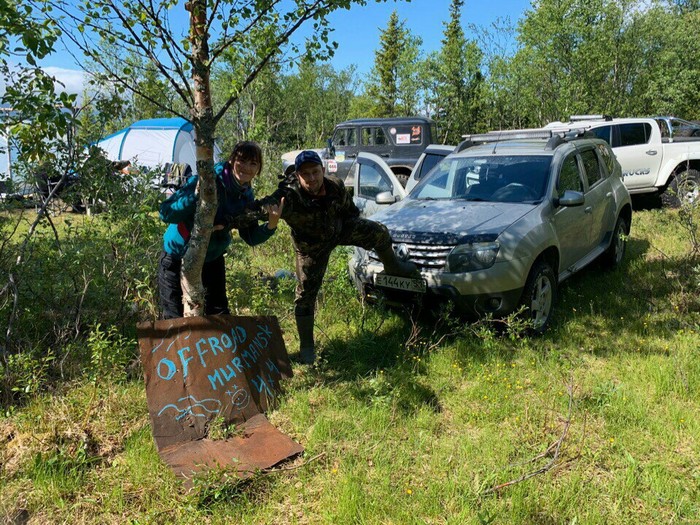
[295, 314, 316, 365]
[375, 244, 420, 278]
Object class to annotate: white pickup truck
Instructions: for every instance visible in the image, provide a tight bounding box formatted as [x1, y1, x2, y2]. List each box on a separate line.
[546, 116, 700, 206]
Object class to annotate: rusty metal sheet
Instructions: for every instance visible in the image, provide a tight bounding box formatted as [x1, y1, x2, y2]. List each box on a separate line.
[159, 413, 304, 481]
[137, 315, 302, 481]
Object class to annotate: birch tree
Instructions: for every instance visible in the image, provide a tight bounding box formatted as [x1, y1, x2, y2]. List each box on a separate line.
[31, 0, 391, 316]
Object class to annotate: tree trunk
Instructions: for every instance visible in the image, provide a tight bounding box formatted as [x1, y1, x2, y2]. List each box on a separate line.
[181, 0, 217, 317]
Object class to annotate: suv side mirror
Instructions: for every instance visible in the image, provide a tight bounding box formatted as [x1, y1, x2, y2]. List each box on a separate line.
[327, 138, 335, 157]
[557, 190, 585, 207]
[375, 191, 399, 205]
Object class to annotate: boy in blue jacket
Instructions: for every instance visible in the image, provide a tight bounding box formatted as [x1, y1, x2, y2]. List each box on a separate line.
[158, 141, 284, 319]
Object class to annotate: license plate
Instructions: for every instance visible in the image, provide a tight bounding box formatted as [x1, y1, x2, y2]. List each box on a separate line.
[374, 273, 426, 293]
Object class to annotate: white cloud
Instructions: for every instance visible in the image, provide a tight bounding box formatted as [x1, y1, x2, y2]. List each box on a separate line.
[0, 65, 90, 98]
[43, 66, 89, 96]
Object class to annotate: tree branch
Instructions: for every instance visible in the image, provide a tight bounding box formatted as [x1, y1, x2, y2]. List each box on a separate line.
[214, 0, 329, 124]
[209, 0, 281, 64]
[106, 0, 194, 107]
[482, 381, 579, 495]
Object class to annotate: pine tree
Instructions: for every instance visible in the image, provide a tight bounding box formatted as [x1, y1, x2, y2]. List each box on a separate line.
[365, 11, 422, 117]
[429, 0, 484, 142]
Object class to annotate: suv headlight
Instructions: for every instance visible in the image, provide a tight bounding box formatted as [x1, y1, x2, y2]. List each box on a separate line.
[445, 242, 500, 273]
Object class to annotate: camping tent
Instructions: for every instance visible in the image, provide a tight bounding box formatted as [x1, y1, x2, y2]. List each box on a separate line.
[94, 117, 220, 174]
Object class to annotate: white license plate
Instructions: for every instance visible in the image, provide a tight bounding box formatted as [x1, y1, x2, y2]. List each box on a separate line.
[374, 273, 426, 293]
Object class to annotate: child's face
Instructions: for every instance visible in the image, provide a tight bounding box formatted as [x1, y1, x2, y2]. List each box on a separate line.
[232, 155, 261, 185]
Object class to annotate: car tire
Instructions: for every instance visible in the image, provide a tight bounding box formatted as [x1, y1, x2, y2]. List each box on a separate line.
[661, 169, 700, 208]
[396, 173, 409, 188]
[521, 260, 557, 334]
[601, 215, 629, 269]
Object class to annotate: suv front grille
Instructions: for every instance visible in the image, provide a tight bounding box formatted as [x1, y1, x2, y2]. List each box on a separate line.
[370, 242, 455, 271]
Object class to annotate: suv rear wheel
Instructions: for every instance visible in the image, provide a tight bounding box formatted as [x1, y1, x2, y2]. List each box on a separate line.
[521, 260, 557, 333]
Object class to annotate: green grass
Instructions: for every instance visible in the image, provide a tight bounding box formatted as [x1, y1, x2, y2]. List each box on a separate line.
[1, 206, 699, 524]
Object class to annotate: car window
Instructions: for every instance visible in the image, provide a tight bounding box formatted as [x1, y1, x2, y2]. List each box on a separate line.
[595, 143, 615, 175]
[618, 123, 651, 147]
[334, 128, 357, 147]
[333, 128, 349, 147]
[580, 149, 603, 188]
[557, 155, 583, 197]
[361, 127, 385, 146]
[345, 161, 358, 187]
[358, 162, 392, 199]
[591, 125, 612, 144]
[656, 118, 671, 139]
[416, 153, 448, 181]
[391, 125, 423, 145]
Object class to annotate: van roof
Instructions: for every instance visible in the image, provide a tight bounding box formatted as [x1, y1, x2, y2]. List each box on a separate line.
[337, 116, 434, 126]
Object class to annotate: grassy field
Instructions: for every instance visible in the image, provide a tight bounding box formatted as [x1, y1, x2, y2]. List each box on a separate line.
[1, 204, 699, 524]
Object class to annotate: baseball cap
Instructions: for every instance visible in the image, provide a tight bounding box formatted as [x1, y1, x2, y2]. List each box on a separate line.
[294, 150, 323, 171]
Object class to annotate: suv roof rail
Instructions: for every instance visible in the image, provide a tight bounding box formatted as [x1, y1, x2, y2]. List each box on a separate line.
[455, 139, 474, 152]
[569, 114, 613, 122]
[545, 136, 566, 149]
[458, 127, 596, 152]
[461, 128, 554, 143]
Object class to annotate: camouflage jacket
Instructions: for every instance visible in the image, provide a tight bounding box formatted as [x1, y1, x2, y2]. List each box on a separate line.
[255, 174, 360, 253]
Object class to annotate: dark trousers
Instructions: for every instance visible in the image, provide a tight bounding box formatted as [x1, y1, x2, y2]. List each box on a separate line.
[293, 217, 391, 317]
[158, 251, 229, 319]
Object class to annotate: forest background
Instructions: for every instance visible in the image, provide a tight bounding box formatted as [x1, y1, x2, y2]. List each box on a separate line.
[17, 0, 700, 156]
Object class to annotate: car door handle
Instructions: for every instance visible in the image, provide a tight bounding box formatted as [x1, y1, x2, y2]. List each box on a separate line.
[380, 153, 390, 157]
[606, 192, 613, 198]
[346, 154, 357, 159]
[646, 150, 658, 156]
[585, 206, 593, 214]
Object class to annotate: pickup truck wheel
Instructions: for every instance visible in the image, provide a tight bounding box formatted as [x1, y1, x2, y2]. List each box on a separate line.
[662, 169, 700, 208]
[521, 260, 557, 334]
[601, 215, 629, 269]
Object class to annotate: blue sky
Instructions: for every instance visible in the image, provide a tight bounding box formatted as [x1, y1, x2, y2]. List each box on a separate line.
[312, 0, 530, 71]
[36, 0, 532, 95]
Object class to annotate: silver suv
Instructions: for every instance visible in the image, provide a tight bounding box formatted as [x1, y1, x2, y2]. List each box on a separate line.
[348, 130, 633, 332]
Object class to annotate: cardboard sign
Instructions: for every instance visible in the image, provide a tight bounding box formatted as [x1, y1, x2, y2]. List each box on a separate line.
[137, 315, 303, 482]
[159, 413, 303, 481]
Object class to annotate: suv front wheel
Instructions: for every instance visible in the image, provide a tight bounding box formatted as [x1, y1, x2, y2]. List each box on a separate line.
[521, 260, 557, 334]
[601, 215, 629, 269]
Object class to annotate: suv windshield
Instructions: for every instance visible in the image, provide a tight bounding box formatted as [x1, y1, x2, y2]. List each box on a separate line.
[412, 155, 551, 203]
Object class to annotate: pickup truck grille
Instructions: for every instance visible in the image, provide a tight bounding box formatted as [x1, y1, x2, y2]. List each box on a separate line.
[369, 242, 455, 270]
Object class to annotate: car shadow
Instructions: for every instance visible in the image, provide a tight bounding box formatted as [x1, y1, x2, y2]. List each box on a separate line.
[632, 193, 662, 211]
[548, 233, 698, 356]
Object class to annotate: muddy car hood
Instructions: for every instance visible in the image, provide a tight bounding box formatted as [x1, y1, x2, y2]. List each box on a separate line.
[372, 198, 536, 244]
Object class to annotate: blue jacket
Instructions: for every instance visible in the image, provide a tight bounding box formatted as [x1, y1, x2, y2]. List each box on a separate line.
[160, 161, 275, 261]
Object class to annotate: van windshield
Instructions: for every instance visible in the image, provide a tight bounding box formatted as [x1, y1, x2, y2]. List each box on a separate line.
[412, 155, 552, 203]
